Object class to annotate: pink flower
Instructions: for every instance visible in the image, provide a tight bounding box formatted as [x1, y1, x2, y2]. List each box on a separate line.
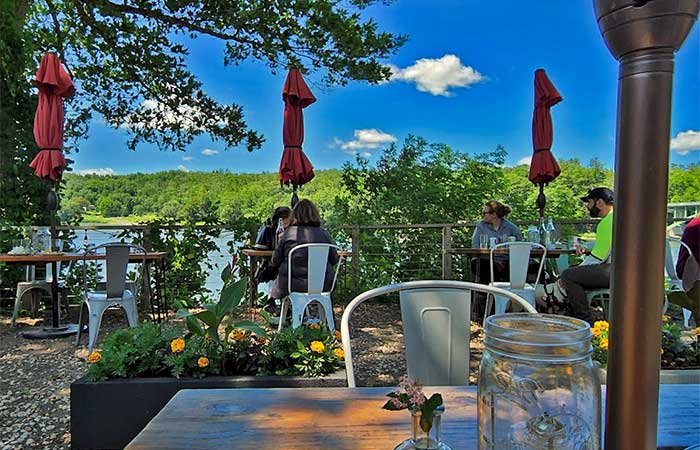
[390, 397, 406, 408]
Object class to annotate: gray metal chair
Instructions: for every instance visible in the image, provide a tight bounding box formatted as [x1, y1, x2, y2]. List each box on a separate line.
[75, 243, 147, 351]
[664, 237, 694, 327]
[340, 280, 537, 387]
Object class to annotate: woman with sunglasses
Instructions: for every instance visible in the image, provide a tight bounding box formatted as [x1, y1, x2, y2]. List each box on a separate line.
[470, 200, 523, 283]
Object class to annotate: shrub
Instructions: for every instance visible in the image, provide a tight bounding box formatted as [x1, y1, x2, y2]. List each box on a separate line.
[259, 324, 344, 377]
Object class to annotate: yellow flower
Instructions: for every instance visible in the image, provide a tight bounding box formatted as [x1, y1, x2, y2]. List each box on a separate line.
[197, 357, 209, 368]
[693, 327, 700, 337]
[170, 338, 186, 353]
[308, 323, 321, 330]
[593, 321, 609, 331]
[333, 330, 342, 341]
[592, 327, 601, 338]
[334, 348, 345, 359]
[310, 341, 325, 353]
[87, 351, 102, 363]
[660, 348, 664, 355]
[230, 329, 246, 341]
[662, 315, 670, 323]
[599, 338, 609, 350]
[254, 335, 267, 345]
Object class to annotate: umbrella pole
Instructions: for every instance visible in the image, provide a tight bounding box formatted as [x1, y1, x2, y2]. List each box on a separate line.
[291, 186, 299, 207]
[536, 183, 546, 219]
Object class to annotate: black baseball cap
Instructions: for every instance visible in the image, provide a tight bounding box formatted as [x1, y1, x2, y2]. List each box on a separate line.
[580, 187, 614, 203]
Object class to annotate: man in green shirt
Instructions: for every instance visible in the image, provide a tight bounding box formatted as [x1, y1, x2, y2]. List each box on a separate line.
[560, 187, 614, 324]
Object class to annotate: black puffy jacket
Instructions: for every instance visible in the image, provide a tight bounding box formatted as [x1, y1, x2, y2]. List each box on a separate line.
[268, 224, 340, 298]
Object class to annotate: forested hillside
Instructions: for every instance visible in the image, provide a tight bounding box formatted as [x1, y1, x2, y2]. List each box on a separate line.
[61, 139, 699, 226]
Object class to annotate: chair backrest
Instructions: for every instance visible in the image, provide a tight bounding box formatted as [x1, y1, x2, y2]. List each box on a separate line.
[340, 280, 537, 388]
[287, 243, 342, 294]
[490, 242, 547, 290]
[83, 243, 146, 299]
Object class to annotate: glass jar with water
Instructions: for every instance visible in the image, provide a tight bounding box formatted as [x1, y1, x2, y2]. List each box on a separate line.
[478, 314, 600, 449]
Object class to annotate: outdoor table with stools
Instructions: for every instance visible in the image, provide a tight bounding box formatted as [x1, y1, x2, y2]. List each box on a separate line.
[0, 251, 168, 336]
[241, 248, 353, 308]
[124, 384, 700, 450]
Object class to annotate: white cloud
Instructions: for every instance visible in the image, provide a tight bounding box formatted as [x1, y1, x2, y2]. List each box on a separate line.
[77, 168, 115, 176]
[337, 129, 397, 153]
[517, 156, 532, 166]
[201, 148, 219, 156]
[182, 156, 194, 161]
[176, 165, 189, 172]
[670, 130, 700, 155]
[121, 97, 225, 132]
[359, 152, 372, 158]
[387, 54, 485, 96]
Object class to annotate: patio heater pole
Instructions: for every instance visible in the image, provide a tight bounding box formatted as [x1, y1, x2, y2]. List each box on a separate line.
[593, 1, 698, 449]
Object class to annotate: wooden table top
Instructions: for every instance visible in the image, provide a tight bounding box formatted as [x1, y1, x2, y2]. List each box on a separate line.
[125, 385, 700, 450]
[451, 247, 575, 257]
[0, 251, 166, 263]
[242, 248, 353, 257]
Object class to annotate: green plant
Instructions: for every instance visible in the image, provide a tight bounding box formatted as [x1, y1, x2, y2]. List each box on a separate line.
[163, 335, 221, 378]
[85, 322, 181, 381]
[382, 375, 444, 433]
[259, 324, 344, 377]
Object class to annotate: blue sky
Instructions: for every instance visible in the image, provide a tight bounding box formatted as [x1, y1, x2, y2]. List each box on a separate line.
[73, 0, 699, 176]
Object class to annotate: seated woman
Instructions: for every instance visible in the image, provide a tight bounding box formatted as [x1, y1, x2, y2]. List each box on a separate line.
[470, 200, 523, 284]
[268, 199, 340, 301]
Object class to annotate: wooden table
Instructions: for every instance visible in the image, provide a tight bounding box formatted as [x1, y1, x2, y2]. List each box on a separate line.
[0, 251, 168, 326]
[125, 385, 700, 450]
[241, 248, 353, 307]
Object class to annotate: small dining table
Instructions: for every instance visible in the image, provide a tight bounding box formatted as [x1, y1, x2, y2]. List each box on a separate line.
[241, 248, 353, 307]
[0, 251, 168, 337]
[124, 384, 700, 450]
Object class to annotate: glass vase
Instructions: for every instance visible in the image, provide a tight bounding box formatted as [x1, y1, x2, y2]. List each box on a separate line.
[477, 313, 601, 450]
[394, 405, 453, 450]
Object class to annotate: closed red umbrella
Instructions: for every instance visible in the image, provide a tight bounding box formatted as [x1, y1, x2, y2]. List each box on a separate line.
[279, 68, 315, 206]
[29, 52, 75, 181]
[529, 68, 562, 218]
[24, 53, 77, 338]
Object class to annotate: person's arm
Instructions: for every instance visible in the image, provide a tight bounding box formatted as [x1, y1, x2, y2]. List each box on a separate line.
[268, 233, 287, 271]
[471, 223, 481, 248]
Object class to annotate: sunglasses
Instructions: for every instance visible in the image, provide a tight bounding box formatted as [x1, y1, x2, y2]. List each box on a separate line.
[482, 210, 494, 215]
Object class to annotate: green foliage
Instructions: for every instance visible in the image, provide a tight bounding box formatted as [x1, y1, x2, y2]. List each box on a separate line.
[382, 376, 444, 433]
[86, 322, 182, 381]
[163, 335, 222, 379]
[259, 325, 343, 377]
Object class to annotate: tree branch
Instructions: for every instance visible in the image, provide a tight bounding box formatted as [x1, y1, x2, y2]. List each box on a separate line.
[44, 0, 74, 77]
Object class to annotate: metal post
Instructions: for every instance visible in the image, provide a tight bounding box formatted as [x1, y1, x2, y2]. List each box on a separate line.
[593, 1, 698, 449]
[351, 226, 360, 293]
[442, 225, 452, 280]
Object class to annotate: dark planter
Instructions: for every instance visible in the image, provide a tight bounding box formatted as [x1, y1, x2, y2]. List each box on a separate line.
[70, 370, 346, 450]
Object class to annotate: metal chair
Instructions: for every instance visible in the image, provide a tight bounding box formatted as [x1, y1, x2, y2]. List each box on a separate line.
[340, 280, 537, 387]
[75, 243, 147, 351]
[484, 242, 546, 325]
[664, 237, 693, 327]
[278, 243, 343, 332]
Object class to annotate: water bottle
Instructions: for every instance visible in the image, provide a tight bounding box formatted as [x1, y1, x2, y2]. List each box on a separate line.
[526, 225, 540, 244]
[544, 218, 556, 249]
[546, 218, 558, 247]
[83, 231, 89, 251]
[274, 218, 285, 248]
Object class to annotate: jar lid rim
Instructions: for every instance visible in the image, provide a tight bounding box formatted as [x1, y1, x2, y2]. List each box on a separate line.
[485, 313, 592, 339]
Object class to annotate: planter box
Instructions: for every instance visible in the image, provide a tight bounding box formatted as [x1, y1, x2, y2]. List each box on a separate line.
[597, 367, 700, 384]
[70, 370, 346, 450]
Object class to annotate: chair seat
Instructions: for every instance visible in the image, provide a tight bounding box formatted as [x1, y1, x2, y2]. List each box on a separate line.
[86, 289, 135, 303]
[279, 291, 335, 331]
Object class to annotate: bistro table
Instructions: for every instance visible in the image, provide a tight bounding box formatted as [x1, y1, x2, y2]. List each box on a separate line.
[125, 385, 700, 450]
[0, 251, 168, 337]
[241, 248, 353, 307]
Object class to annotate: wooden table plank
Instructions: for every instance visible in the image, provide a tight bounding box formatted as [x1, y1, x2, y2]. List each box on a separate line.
[125, 385, 700, 450]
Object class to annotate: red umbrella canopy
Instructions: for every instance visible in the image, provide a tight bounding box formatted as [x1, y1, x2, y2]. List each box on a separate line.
[29, 53, 75, 182]
[529, 68, 563, 185]
[279, 68, 316, 190]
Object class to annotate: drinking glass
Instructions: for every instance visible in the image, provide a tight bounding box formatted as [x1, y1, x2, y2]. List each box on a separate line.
[479, 235, 489, 249]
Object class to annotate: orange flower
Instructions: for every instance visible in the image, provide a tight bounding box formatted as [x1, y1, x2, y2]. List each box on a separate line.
[230, 329, 246, 341]
[170, 338, 186, 353]
[599, 338, 609, 350]
[592, 327, 601, 338]
[693, 327, 700, 337]
[334, 348, 345, 360]
[310, 341, 325, 353]
[87, 351, 102, 363]
[333, 330, 342, 341]
[308, 322, 321, 330]
[254, 335, 267, 345]
[197, 357, 209, 368]
[662, 315, 670, 323]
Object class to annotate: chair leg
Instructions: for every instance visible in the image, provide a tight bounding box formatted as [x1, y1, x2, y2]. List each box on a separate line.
[124, 300, 139, 327]
[11, 285, 27, 327]
[88, 303, 108, 353]
[278, 299, 289, 332]
[495, 296, 508, 315]
[318, 298, 335, 331]
[682, 308, 692, 328]
[291, 300, 307, 329]
[75, 302, 87, 346]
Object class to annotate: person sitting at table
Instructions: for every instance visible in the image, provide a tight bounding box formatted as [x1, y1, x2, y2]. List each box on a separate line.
[556, 187, 614, 324]
[267, 199, 340, 303]
[471, 200, 523, 283]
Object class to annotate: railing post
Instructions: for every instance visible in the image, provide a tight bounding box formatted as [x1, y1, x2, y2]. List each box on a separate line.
[442, 225, 452, 280]
[351, 226, 360, 293]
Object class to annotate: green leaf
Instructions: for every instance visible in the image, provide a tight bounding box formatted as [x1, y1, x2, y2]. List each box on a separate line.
[195, 310, 219, 328]
[419, 394, 443, 433]
[219, 277, 247, 314]
[382, 399, 405, 410]
[290, 352, 301, 358]
[176, 308, 193, 319]
[185, 315, 205, 336]
[232, 320, 268, 338]
[221, 264, 232, 283]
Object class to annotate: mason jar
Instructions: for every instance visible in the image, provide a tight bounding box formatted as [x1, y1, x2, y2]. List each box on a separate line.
[478, 313, 600, 450]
